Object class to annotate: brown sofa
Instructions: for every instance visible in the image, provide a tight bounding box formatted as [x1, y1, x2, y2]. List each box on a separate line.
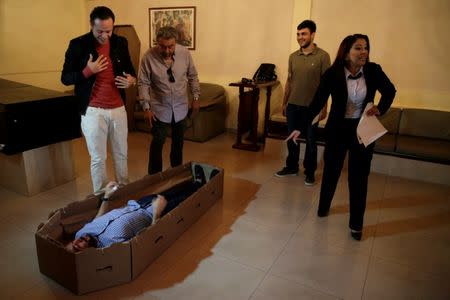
[134, 83, 227, 142]
[268, 107, 450, 164]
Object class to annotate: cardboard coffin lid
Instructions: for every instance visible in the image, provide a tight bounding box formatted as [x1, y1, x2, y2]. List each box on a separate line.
[113, 165, 193, 204]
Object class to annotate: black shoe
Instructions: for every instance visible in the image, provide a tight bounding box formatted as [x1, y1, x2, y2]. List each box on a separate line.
[274, 167, 298, 177]
[209, 169, 220, 180]
[317, 209, 329, 217]
[304, 174, 315, 186]
[350, 230, 362, 241]
[194, 165, 206, 185]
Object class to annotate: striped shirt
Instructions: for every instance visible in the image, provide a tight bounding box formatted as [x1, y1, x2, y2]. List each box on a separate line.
[75, 200, 154, 248]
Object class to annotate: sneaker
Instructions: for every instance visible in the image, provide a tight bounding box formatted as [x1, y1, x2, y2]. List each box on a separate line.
[274, 167, 298, 177]
[304, 174, 315, 186]
[350, 229, 362, 241]
[317, 209, 329, 217]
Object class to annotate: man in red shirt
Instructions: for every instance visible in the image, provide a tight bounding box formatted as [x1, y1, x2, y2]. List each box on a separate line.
[62, 6, 136, 193]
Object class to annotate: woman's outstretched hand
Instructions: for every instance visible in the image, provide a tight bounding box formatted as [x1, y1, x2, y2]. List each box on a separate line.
[285, 130, 302, 145]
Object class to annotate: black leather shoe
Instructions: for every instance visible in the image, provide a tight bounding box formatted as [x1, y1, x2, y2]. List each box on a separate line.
[304, 174, 315, 186]
[317, 210, 329, 217]
[350, 230, 362, 241]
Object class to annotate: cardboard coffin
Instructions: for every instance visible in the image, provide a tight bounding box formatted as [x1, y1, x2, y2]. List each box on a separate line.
[35, 162, 224, 294]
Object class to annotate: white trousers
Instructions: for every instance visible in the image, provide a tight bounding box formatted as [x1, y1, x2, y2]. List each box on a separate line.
[81, 106, 129, 193]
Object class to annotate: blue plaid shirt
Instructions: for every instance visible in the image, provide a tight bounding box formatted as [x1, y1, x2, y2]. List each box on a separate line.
[75, 200, 154, 248]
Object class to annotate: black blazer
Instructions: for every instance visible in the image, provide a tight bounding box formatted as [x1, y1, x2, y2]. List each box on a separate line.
[308, 62, 396, 139]
[61, 32, 136, 115]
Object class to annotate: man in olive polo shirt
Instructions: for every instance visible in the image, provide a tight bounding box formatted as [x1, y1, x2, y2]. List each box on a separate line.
[275, 20, 330, 185]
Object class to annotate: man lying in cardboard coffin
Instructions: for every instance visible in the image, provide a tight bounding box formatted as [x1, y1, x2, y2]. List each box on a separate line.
[66, 166, 218, 252]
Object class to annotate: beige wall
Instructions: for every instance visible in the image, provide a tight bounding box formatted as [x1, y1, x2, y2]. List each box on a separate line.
[290, 0, 312, 52]
[311, 0, 450, 111]
[84, 0, 295, 130]
[0, 0, 86, 91]
[1, 0, 448, 132]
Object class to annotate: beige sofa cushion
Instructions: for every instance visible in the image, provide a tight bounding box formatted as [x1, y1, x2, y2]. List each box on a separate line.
[399, 109, 450, 141]
[375, 108, 402, 152]
[379, 107, 401, 134]
[374, 134, 396, 152]
[269, 107, 327, 126]
[270, 110, 286, 123]
[188, 83, 225, 108]
[396, 136, 450, 162]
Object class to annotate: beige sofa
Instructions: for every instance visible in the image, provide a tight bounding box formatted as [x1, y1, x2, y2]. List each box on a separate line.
[268, 107, 450, 164]
[134, 82, 227, 142]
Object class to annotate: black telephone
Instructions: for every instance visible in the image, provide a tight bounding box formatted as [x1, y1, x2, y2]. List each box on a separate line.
[252, 63, 277, 83]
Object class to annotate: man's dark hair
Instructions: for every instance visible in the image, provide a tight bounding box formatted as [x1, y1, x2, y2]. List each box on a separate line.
[333, 34, 370, 68]
[88, 236, 97, 248]
[297, 20, 316, 33]
[84, 235, 98, 248]
[90, 6, 115, 24]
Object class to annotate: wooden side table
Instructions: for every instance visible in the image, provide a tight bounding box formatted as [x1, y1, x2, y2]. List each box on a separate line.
[229, 80, 279, 151]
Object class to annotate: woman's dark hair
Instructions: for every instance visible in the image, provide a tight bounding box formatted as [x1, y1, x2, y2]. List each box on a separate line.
[90, 6, 115, 24]
[332, 34, 370, 68]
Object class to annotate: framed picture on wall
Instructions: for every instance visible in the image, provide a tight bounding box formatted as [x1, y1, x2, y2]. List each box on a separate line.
[149, 6, 196, 50]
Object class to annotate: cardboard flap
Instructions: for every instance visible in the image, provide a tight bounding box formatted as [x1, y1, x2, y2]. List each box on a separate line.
[36, 210, 65, 242]
[60, 196, 99, 219]
[110, 165, 193, 205]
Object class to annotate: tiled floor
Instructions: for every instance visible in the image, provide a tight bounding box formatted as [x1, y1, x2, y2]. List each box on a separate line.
[1, 132, 449, 299]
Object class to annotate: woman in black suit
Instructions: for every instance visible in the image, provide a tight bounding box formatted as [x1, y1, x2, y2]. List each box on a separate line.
[287, 34, 396, 240]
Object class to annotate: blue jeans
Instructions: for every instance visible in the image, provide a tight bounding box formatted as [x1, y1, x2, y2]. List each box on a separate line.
[285, 104, 318, 176]
[137, 180, 202, 216]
